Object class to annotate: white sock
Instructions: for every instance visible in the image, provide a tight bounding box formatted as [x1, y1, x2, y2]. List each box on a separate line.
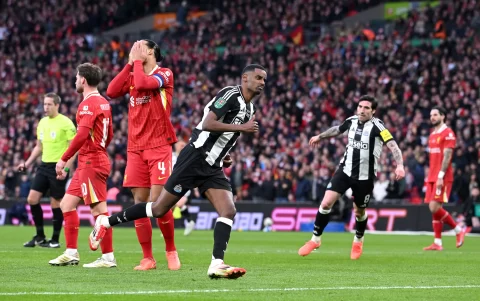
[311, 235, 321, 243]
[210, 258, 223, 267]
[354, 236, 364, 243]
[434, 238, 442, 246]
[100, 216, 111, 228]
[146, 202, 153, 218]
[66, 248, 77, 256]
[454, 225, 462, 234]
[102, 252, 114, 262]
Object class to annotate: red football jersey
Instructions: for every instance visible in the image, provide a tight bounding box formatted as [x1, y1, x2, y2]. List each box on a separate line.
[426, 124, 456, 182]
[126, 64, 177, 151]
[76, 91, 113, 168]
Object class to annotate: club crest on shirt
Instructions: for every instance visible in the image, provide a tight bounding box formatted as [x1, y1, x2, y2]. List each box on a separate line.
[174, 184, 182, 193]
[50, 131, 56, 139]
[214, 97, 227, 109]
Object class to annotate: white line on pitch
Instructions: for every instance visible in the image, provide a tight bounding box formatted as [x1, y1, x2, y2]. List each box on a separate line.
[1, 285, 479, 295]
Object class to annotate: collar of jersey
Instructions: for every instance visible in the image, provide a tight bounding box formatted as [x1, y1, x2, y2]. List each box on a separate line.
[432, 124, 447, 134]
[83, 91, 100, 101]
[237, 85, 246, 103]
[148, 65, 160, 75]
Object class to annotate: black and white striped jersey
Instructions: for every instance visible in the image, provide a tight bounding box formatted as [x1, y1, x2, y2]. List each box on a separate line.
[337, 116, 394, 181]
[190, 85, 255, 167]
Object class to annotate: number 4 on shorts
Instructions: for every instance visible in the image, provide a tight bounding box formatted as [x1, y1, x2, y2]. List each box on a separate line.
[158, 162, 166, 175]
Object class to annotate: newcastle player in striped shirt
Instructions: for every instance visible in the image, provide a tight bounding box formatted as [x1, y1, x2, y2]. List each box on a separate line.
[89, 64, 266, 279]
[298, 95, 405, 260]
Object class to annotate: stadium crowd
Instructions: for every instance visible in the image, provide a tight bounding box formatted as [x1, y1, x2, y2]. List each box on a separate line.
[0, 0, 479, 205]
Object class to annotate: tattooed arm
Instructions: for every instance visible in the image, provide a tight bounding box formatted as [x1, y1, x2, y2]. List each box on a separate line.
[309, 126, 342, 147]
[386, 140, 404, 166]
[439, 148, 453, 174]
[436, 148, 453, 189]
[386, 140, 405, 180]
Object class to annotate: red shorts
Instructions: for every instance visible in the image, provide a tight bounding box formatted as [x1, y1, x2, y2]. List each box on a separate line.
[67, 164, 110, 205]
[124, 145, 173, 188]
[424, 181, 453, 203]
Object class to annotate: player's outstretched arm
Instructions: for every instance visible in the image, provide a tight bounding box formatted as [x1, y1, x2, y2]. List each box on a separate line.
[106, 64, 132, 98]
[309, 126, 342, 147]
[386, 140, 405, 180]
[202, 112, 258, 133]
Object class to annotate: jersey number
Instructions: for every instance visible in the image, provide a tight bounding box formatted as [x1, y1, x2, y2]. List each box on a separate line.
[81, 183, 87, 197]
[100, 118, 109, 147]
[158, 162, 166, 175]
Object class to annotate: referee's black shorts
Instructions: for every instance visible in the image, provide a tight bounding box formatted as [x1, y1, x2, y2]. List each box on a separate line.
[164, 144, 231, 197]
[327, 170, 374, 208]
[31, 163, 68, 200]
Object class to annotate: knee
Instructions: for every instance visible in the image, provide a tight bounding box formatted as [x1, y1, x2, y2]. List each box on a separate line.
[219, 206, 236, 220]
[27, 197, 39, 205]
[320, 200, 333, 210]
[59, 201, 75, 213]
[354, 208, 366, 219]
[429, 202, 441, 213]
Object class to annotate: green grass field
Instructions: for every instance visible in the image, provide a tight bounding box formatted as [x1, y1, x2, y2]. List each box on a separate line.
[0, 226, 479, 301]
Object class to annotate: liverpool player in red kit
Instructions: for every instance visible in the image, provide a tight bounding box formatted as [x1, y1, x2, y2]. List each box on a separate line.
[106, 40, 180, 270]
[49, 63, 116, 267]
[423, 106, 466, 251]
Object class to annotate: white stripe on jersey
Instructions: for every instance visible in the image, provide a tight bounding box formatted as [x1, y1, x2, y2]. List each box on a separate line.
[358, 122, 374, 179]
[205, 97, 246, 165]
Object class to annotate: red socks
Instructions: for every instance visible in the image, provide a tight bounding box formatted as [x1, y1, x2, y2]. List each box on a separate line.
[157, 210, 176, 252]
[437, 207, 457, 228]
[63, 211, 79, 249]
[94, 212, 113, 254]
[432, 207, 457, 239]
[134, 217, 154, 259]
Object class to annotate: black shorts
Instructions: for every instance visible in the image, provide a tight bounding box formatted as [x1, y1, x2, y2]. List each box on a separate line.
[328, 170, 374, 208]
[30, 163, 68, 200]
[165, 144, 231, 197]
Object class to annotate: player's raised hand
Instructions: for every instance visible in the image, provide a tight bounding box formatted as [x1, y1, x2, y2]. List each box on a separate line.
[241, 116, 259, 133]
[395, 164, 406, 181]
[309, 135, 321, 147]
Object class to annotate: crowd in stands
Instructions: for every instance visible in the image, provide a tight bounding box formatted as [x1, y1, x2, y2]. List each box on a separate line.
[0, 0, 479, 206]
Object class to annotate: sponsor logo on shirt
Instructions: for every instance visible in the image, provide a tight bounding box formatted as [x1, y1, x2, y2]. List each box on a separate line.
[445, 132, 455, 140]
[348, 138, 368, 150]
[129, 96, 151, 106]
[83, 106, 88, 110]
[79, 110, 94, 115]
[158, 71, 170, 83]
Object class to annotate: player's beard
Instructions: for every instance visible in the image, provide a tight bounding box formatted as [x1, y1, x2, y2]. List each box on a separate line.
[76, 85, 84, 93]
[431, 120, 441, 127]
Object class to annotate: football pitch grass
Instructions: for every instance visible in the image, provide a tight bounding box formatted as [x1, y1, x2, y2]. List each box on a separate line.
[0, 226, 479, 301]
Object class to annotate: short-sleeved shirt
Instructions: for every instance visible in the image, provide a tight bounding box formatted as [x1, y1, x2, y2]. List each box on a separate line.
[37, 114, 76, 163]
[75, 92, 113, 168]
[427, 124, 456, 182]
[127, 65, 177, 150]
[337, 116, 394, 181]
[190, 85, 256, 168]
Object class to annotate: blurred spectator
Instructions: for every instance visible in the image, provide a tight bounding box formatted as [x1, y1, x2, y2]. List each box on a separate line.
[373, 173, 389, 202]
